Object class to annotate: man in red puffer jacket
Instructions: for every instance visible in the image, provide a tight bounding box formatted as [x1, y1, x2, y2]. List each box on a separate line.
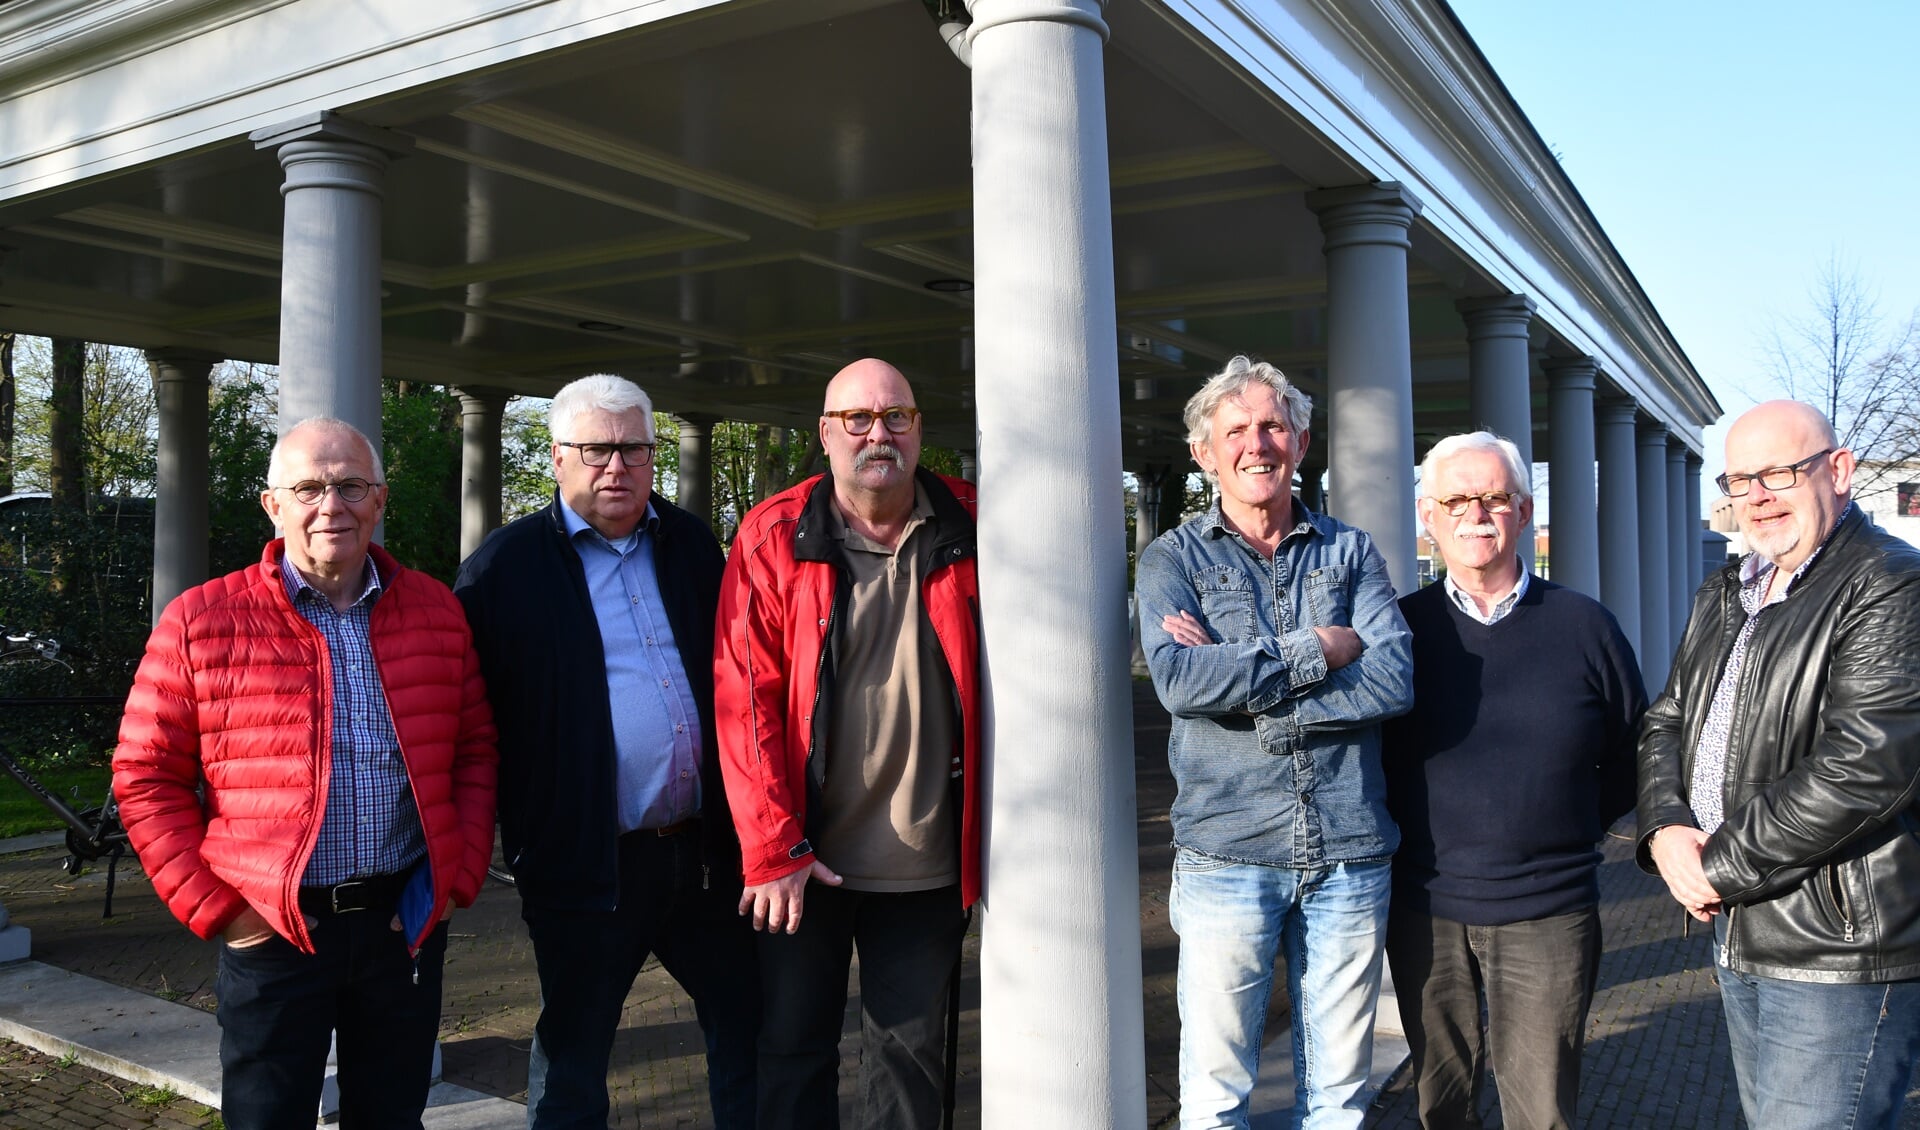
[113, 417, 496, 1130]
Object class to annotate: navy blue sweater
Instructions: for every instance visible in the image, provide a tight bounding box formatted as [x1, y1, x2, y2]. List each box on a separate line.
[1382, 578, 1646, 925]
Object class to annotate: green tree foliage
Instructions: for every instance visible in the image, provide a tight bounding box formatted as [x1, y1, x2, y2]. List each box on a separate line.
[206, 363, 277, 577]
[501, 398, 554, 523]
[380, 383, 462, 583]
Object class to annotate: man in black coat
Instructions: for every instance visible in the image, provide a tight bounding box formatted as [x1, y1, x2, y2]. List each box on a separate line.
[455, 374, 757, 1129]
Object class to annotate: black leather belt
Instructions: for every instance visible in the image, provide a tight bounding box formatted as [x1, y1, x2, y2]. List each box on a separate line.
[298, 871, 410, 916]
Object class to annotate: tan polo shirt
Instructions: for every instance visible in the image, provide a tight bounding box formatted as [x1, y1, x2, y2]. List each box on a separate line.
[814, 484, 960, 892]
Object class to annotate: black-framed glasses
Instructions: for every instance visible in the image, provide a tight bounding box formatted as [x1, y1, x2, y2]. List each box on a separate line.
[1716, 449, 1832, 497]
[1430, 491, 1518, 517]
[822, 406, 920, 436]
[272, 478, 380, 504]
[557, 441, 656, 468]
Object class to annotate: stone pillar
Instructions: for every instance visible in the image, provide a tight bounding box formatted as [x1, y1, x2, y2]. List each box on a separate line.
[1686, 453, 1706, 586]
[1459, 295, 1536, 454]
[1543, 357, 1600, 599]
[965, 1, 1147, 1124]
[1307, 183, 1423, 594]
[1666, 437, 1692, 650]
[455, 387, 508, 562]
[250, 112, 410, 445]
[147, 350, 219, 623]
[1595, 401, 1642, 659]
[959, 449, 979, 483]
[673, 413, 718, 529]
[1637, 420, 1673, 692]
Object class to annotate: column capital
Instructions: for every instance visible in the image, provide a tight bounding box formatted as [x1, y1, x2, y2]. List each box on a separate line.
[1541, 354, 1598, 390]
[250, 111, 413, 159]
[671, 412, 722, 431]
[1686, 450, 1705, 470]
[1306, 182, 1422, 251]
[1594, 400, 1638, 427]
[1455, 293, 1536, 338]
[1666, 434, 1692, 461]
[964, 0, 1109, 41]
[143, 348, 223, 379]
[454, 385, 511, 411]
[1637, 417, 1670, 446]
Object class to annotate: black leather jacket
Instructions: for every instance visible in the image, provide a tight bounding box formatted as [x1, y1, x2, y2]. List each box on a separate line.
[1636, 505, 1920, 982]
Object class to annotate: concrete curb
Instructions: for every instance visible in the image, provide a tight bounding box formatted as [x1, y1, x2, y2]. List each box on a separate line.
[0, 960, 525, 1128]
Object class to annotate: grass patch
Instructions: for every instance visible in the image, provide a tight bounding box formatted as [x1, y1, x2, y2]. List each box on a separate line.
[125, 1082, 180, 1107]
[0, 763, 111, 838]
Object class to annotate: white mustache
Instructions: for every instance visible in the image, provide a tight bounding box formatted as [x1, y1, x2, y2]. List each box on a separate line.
[1454, 522, 1499, 538]
[855, 445, 906, 472]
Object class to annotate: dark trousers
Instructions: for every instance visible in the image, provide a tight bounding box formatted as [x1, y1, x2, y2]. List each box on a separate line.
[1384, 903, 1601, 1130]
[756, 883, 967, 1130]
[521, 828, 761, 1130]
[215, 912, 447, 1130]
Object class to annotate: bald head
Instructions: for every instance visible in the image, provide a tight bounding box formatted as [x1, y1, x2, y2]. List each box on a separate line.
[823, 358, 915, 413]
[1722, 400, 1853, 572]
[819, 357, 922, 516]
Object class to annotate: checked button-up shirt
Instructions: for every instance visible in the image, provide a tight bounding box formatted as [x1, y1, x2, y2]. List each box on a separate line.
[282, 554, 426, 886]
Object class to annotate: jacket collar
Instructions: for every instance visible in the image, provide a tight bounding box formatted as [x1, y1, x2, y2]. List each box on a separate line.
[1199, 495, 1324, 547]
[260, 537, 400, 593]
[795, 466, 975, 564]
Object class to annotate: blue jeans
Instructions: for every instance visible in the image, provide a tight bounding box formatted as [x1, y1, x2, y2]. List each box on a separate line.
[522, 828, 760, 1130]
[1715, 917, 1920, 1130]
[1169, 851, 1391, 1130]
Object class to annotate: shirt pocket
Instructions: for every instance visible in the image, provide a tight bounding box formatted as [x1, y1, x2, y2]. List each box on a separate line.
[1306, 564, 1353, 627]
[1193, 565, 1257, 642]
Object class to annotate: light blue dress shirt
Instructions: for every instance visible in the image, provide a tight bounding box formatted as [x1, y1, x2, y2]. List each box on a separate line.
[561, 501, 704, 833]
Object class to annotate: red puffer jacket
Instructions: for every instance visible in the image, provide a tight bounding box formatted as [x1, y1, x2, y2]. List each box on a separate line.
[714, 469, 983, 905]
[113, 541, 498, 954]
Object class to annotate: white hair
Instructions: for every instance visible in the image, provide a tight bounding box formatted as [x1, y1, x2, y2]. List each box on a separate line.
[550, 374, 654, 440]
[268, 417, 383, 487]
[1183, 355, 1313, 448]
[1419, 431, 1531, 498]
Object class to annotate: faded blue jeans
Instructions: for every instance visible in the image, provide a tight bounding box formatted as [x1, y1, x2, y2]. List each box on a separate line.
[1715, 917, 1920, 1130]
[1170, 850, 1391, 1130]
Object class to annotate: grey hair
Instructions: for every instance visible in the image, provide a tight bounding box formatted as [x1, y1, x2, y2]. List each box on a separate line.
[268, 417, 383, 487]
[1182, 356, 1313, 447]
[1419, 431, 1531, 499]
[550, 374, 655, 440]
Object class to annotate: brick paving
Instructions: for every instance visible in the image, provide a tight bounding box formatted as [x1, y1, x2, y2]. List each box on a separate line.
[0, 1040, 221, 1130]
[5, 682, 1920, 1128]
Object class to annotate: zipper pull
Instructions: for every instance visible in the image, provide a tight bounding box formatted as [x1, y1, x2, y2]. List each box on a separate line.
[413, 954, 421, 986]
[1846, 921, 1856, 943]
[702, 863, 710, 891]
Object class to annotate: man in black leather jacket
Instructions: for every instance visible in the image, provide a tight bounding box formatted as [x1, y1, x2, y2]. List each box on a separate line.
[1638, 399, 1920, 1130]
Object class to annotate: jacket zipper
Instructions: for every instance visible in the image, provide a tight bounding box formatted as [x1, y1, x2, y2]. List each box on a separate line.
[1720, 904, 1738, 967]
[1830, 864, 1857, 943]
[370, 633, 432, 963]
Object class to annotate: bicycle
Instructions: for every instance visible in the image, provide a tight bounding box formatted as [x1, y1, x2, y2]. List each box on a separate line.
[0, 627, 133, 917]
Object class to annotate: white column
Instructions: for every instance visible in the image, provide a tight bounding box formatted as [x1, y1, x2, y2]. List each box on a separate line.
[966, 2, 1147, 1126]
[1666, 437, 1691, 648]
[147, 350, 219, 622]
[455, 387, 507, 562]
[1637, 420, 1672, 692]
[1459, 295, 1536, 455]
[251, 112, 409, 444]
[673, 413, 717, 528]
[1543, 356, 1600, 598]
[1595, 401, 1642, 659]
[1686, 453, 1706, 588]
[1308, 183, 1423, 594]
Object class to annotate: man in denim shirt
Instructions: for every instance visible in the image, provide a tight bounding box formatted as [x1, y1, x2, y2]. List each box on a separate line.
[1138, 356, 1414, 1130]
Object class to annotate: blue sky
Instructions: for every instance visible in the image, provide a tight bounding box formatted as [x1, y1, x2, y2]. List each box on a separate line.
[1448, 0, 1920, 487]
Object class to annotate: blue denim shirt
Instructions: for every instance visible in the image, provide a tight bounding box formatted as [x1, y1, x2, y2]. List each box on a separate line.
[1138, 499, 1414, 866]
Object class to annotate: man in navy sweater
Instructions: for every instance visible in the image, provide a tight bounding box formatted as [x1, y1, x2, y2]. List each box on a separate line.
[1382, 431, 1645, 1130]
